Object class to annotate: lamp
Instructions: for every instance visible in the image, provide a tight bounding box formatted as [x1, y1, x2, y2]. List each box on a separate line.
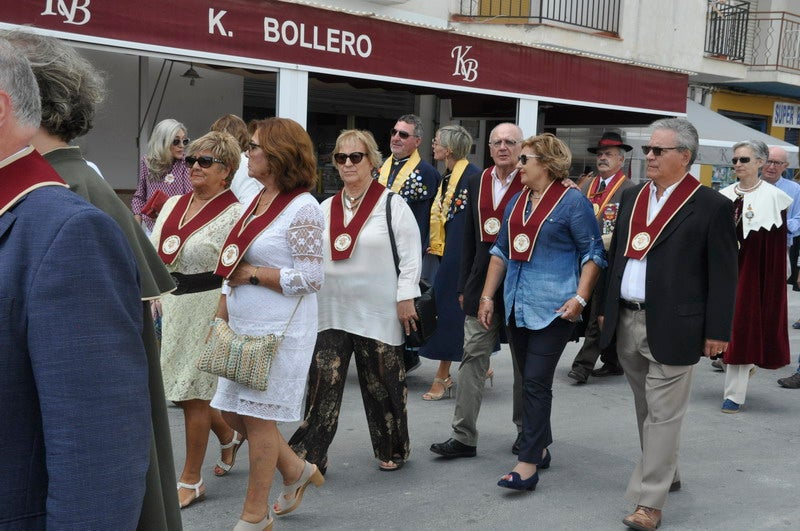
[181, 63, 201, 86]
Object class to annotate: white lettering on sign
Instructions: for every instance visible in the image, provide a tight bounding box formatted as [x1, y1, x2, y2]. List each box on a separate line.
[263, 17, 372, 58]
[209, 9, 232, 37]
[773, 101, 800, 128]
[451, 45, 478, 82]
[41, 0, 91, 25]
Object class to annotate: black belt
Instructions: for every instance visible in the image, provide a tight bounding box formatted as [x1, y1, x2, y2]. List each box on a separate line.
[170, 271, 223, 295]
[620, 299, 646, 311]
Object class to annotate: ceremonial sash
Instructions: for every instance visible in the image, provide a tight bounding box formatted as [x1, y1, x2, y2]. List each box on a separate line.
[586, 171, 628, 219]
[214, 187, 306, 278]
[429, 159, 470, 256]
[624, 175, 701, 260]
[508, 182, 570, 262]
[478, 167, 523, 242]
[0, 147, 67, 217]
[329, 179, 385, 260]
[378, 150, 422, 193]
[157, 189, 238, 264]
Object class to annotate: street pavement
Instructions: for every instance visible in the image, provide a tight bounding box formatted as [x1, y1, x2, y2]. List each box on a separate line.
[175, 287, 800, 530]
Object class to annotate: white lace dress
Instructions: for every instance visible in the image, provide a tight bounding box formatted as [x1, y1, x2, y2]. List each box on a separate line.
[151, 195, 242, 401]
[211, 193, 324, 421]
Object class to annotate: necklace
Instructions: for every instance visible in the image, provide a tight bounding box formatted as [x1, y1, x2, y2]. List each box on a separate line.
[734, 179, 761, 196]
[344, 187, 368, 211]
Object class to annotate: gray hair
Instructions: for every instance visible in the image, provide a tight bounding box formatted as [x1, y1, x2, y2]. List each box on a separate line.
[146, 118, 188, 178]
[437, 125, 473, 160]
[397, 114, 424, 138]
[0, 29, 105, 142]
[651, 117, 699, 167]
[732, 139, 768, 161]
[0, 39, 41, 130]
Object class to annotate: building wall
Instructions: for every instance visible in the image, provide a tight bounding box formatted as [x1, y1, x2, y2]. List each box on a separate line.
[711, 90, 800, 140]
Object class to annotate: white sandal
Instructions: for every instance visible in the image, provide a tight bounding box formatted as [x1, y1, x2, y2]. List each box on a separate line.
[233, 512, 273, 531]
[272, 460, 324, 516]
[177, 478, 205, 509]
[214, 430, 245, 477]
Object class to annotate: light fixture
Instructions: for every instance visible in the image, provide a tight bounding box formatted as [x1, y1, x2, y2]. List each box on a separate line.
[181, 63, 201, 86]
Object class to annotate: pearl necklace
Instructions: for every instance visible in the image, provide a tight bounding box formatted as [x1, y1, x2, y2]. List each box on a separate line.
[734, 179, 762, 196]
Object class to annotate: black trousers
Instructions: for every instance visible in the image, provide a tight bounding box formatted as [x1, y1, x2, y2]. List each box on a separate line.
[788, 235, 800, 285]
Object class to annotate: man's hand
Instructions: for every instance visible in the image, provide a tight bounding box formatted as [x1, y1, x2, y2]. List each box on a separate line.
[703, 338, 729, 358]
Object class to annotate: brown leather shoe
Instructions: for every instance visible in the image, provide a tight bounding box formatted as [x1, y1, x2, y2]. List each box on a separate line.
[623, 505, 662, 530]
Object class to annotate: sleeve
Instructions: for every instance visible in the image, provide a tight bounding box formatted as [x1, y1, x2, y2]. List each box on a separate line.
[280, 201, 325, 296]
[28, 209, 151, 529]
[457, 178, 478, 294]
[390, 193, 422, 301]
[704, 197, 739, 341]
[785, 186, 800, 237]
[570, 193, 608, 269]
[131, 156, 149, 215]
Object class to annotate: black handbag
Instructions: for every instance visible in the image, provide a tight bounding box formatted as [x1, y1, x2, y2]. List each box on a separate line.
[386, 192, 438, 347]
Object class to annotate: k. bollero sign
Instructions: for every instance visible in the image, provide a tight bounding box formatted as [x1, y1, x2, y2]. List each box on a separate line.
[9, 0, 686, 113]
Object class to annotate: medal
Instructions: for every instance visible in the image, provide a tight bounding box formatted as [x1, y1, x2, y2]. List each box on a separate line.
[593, 203, 600, 216]
[484, 217, 500, 235]
[631, 232, 651, 251]
[333, 233, 352, 252]
[744, 206, 754, 220]
[162, 235, 181, 255]
[220, 244, 239, 267]
[164, 173, 175, 183]
[513, 233, 531, 253]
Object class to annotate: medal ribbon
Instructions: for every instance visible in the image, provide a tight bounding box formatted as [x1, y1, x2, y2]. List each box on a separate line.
[378, 150, 422, 193]
[0, 148, 67, 217]
[157, 189, 238, 264]
[586, 171, 628, 219]
[508, 181, 569, 262]
[329, 179, 385, 261]
[478, 166, 524, 243]
[624, 175, 701, 260]
[214, 187, 306, 278]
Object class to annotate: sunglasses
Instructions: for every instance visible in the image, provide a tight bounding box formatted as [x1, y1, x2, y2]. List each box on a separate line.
[390, 128, 416, 140]
[731, 157, 751, 164]
[641, 145, 680, 156]
[518, 154, 540, 165]
[333, 152, 366, 165]
[172, 138, 190, 147]
[185, 155, 224, 168]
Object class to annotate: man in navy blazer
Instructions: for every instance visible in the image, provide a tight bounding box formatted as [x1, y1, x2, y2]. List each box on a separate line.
[0, 40, 151, 529]
[599, 118, 737, 531]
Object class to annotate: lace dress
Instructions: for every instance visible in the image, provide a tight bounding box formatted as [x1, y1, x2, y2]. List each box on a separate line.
[211, 193, 324, 421]
[151, 195, 243, 401]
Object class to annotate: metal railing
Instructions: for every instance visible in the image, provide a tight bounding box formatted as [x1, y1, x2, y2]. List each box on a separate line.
[457, 0, 621, 35]
[704, 0, 750, 61]
[749, 11, 800, 73]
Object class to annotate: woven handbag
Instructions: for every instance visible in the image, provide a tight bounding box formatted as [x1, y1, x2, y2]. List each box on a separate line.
[197, 298, 302, 391]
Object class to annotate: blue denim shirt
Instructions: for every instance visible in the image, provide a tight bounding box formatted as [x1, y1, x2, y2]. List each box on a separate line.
[490, 187, 607, 330]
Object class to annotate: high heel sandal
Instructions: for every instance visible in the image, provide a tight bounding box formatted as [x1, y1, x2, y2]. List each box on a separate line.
[422, 376, 453, 401]
[214, 430, 245, 477]
[273, 460, 325, 516]
[485, 368, 494, 388]
[233, 512, 273, 531]
[177, 478, 205, 509]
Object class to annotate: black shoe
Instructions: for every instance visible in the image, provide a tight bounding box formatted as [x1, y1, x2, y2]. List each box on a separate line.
[430, 438, 476, 458]
[568, 367, 590, 384]
[511, 433, 522, 455]
[591, 364, 624, 377]
[669, 480, 681, 492]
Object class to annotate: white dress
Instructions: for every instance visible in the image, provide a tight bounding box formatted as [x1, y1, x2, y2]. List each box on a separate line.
[211, 193, 324, 421]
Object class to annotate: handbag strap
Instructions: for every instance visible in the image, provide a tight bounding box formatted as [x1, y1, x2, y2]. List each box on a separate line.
[386, 191, 401, 277]
[279, 296, 304, 336]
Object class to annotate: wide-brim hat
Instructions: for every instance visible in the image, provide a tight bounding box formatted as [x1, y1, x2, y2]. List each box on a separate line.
[588, 132, 633, 153]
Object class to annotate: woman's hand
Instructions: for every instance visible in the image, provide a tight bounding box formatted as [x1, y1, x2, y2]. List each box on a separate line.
[556, 297, 584, 322]
[397, 299, 418, 336]
[150, 299, 162, 320]
[227, 261, 254, 287]
[478, 297, 494, 330]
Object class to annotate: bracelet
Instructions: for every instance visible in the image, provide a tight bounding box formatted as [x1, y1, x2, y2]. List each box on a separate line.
[573, 295, 587, 307]
[479, 296, 494, 303]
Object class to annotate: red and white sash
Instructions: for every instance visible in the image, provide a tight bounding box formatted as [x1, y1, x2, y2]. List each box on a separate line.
[478, 167, 524, 243]
[329, 179, 385, 261]
[0, 147, 67, 217]
[507, 182, 569, 262]
[586, 170, 628, 219]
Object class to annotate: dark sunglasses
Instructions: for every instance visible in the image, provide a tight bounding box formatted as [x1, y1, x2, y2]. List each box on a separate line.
[333, 152, 366, 165]
[731, 157, 751, 164]
[390, 128, 416, 140]
[185, 155, 224, 168]
[518, 154, 540, 165]
[641, 146, 680, 156]
[172, 138, 190, 147]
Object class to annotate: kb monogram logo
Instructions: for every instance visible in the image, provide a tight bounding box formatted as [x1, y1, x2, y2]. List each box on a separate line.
[41, 0, 92, 25]
[451, 45, 478, 83]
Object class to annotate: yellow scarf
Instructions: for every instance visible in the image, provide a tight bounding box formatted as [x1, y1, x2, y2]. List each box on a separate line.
[429, 158, 470, 256]
[378, 150, 422, 193]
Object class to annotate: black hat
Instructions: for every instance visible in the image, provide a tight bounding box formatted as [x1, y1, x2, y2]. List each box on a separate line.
[588, 132, 633, 153]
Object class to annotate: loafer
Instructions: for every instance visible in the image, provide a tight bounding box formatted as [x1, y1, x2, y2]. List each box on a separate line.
[430, 438, 476, 458]
[793, 321, 800, 330]
[669, 480, 681, 492]
[721, 398, 741, 413]
[511, 433, 522, 455]
[567, 367, 590, 384]
[591, 364, 624, 377]
[623, 505, 662, 531]
[777, 372, 800, 389]
[711, 358, 725, 371]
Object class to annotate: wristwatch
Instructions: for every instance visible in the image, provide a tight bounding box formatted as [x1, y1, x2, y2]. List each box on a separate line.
[249, 267, 260, 286]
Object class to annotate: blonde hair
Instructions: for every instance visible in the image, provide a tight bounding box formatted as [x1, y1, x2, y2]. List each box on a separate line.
[521, 133, 572, 181]
[333, 129, 383, 169]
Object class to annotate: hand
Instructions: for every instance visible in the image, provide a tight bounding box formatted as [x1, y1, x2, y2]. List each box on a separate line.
[556, 297, 583, 322]
[703, 339, 729, 358]
[458, 294, 464, 311]
[478, 298, 494, 330]
[397, 299, 418, 336]
[150, 299, 162, 320]
[227, 261, 254, 287]
[597, 315, 604, 330]
[561, 178, 579, 190]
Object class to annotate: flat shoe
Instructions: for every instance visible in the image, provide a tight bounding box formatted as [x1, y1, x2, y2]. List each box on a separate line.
[378, 458, 404, 471]
[497, 471, 539, 491]
[214, 430, 245, 476]
[177, 478, 205, 509]
[273, 461, 324, 516]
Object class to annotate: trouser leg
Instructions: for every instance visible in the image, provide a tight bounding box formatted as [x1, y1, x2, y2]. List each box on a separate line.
[724, 363, 755, 404]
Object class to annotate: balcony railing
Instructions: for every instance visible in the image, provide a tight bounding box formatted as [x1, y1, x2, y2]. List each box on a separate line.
[749, 11, 800, 73]
[457, 0, 621, 35]
[704, 0, 750, 61]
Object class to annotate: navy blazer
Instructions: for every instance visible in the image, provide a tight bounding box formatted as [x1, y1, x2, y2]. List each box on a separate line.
[0, 186, 151, 530]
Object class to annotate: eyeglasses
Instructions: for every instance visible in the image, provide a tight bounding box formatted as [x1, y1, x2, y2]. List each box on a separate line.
[172, 138, 190, 147]
[731, 157, 752, 165]
[518, 154, 540, 165]
[765, 159, 787, 166]
[390, 128, 416, 140]
[333, 152, 366, 165]
[185, 155, 224, 168]
[490, 139, 519, 148]
[641, 146, 681, 156]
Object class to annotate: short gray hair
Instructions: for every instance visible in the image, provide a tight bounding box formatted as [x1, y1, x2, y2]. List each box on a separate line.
[397, 114, 424, 138]
[437, 125, 473, 160]
[0, 39, 41, 129]
[732, 139, 768, 161]
[651, 117, 699, 167]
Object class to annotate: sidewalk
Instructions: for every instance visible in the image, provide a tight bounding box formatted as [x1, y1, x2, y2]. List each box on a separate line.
[176, 288, 800, 530]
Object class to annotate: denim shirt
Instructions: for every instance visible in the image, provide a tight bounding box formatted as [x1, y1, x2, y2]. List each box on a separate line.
[490, 187, 607, 330]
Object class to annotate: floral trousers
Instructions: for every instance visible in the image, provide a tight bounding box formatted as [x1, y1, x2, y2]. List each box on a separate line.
[288, 329, 410, 468]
